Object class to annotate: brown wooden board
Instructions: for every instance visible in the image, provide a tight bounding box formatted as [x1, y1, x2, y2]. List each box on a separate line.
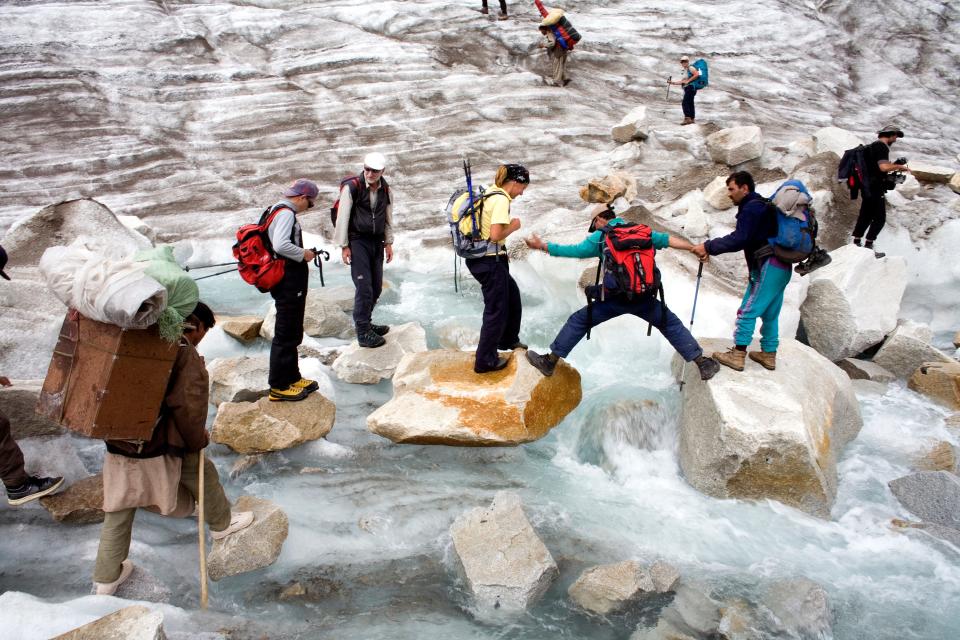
[37, 314, 179, 440]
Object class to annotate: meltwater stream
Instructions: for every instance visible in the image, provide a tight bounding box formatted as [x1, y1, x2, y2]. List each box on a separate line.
[4, 244, 958, 639]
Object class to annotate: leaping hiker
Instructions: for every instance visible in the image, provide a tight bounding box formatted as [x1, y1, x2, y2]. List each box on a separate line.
[92, 303, 255, 596]
[523, 204, 720, 380]
[693, 172, 792, 373]
[668, 55, 707, 125]
[450, 163, 530, 374]
[333, 152, 394, 349]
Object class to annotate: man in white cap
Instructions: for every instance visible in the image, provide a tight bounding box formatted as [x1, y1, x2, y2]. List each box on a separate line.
[333, 152, 394, 348]
[266, 178, 320, 401]
[668, 56, 701, 125]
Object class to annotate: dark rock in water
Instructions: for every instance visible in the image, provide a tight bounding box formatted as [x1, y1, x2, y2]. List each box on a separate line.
[632, 584, 721, 639]
[40, 474, 104, 524]
[889, 471, 960, 529]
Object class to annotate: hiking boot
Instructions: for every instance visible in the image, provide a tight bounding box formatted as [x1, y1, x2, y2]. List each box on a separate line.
[794, 247, 832, 276]
[713, 347, 746, 372]
[480, 6, 488, 14]
[695, 356, 720, 380]
[269, 385, 310, 402]
[210, 511, 255, 541]
[525, 350, 558, 377]
[852, 237, 862, 247]
[357, 329, 386, 348]
[748, 350, 777, 371]
[497, 12, 508, 20]
[6, 475, 64, 506]
[371, 323, 391, 337]
[474, 357, 510, 374]
[292, 378, 319, 393]
[499, 341, 528, 351]
[681, 117, 694, 125]
[94, 559, 134, 596]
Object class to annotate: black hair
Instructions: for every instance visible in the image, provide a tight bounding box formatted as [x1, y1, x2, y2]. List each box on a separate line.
[726, 171, 755, 192]
[190, 301, 216, 331]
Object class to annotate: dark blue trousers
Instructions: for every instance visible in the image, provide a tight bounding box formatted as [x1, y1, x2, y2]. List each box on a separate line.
[349, 235, 385, 332]
[549, 294, 702, 361]
[682, 86, 697, 119]
[466, 255, 522, 370]
[269, 262, 308, 389]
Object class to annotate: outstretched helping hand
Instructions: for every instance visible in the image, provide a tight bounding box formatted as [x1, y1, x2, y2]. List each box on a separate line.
[525, 234, 548, 252]
[691, 243, 709, 262]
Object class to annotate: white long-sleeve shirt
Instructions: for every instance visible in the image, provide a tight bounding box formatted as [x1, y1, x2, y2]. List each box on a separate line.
[266, 199, 304, 261]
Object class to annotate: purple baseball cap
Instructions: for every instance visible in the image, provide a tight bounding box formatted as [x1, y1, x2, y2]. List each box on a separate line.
[283, 178, 319, 199]
[0, 245, 10, 280]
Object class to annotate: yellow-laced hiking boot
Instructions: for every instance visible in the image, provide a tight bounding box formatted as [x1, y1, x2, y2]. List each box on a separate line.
[713, 347, 746, 372]
[291, 378, 319, 393]
[269, 385, 309, 402]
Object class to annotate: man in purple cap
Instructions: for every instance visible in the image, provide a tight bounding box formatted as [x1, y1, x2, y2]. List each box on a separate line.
[0, 244, 65, 505]
[264, 180, 320, 401]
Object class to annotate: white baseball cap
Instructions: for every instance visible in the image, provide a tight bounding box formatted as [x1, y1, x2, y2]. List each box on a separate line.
[363, 152, 386, 171]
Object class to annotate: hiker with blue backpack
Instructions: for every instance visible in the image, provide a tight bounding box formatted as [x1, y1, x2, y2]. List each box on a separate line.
[668, 56, 707, 125]
[693, 172, 815, 372]
[523, 204, 720, 381]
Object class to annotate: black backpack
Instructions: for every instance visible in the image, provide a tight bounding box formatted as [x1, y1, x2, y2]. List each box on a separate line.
[837, 145, 875, 200]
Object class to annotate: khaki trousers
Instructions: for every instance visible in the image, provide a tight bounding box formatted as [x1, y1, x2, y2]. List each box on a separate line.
[93, 452, 231, 583]
[550, 47, 568, 85]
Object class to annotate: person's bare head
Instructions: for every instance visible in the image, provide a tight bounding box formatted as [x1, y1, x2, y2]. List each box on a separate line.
[183, 301, 215, 346]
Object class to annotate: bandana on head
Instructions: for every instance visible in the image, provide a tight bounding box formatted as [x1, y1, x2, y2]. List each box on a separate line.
[504, 164, 530, 184]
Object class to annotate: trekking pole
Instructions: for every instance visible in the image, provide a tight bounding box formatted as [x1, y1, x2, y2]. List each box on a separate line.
[666, 75, 672, 100]
[678, 261, 704, 392]
[311, 248, 330, 287]
[184, 261, 238, 272]
[192, 267, 238, 282]
[198, 450, 208, 609]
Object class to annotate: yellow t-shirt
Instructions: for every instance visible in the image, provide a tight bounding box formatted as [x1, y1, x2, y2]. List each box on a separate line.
[454, 186, 512, 254]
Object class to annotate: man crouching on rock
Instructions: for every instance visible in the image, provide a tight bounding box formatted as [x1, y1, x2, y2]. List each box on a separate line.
[524, 205, 720, 380]
[93, 302, 253, 596]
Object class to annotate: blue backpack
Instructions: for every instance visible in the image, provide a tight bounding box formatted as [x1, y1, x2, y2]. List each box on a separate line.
[690, 58, 709, 89]
[765, 179, 817, 264]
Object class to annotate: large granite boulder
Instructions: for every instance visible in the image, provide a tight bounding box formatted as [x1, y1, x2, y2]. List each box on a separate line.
[208, 355, 270, 406]
[313, 285, 357, 312]
[950, 172, 960, 195]
[914, 441, 957, 473]
[703, 175, 733, 210]
[332, 322, 428, 384]
[612, 106, 650, 143]
[908, 361, 960, 409]
[40, 474, 104, 524]
[0, 379, 65, 438]
[107, 565, 172, 603]
[2, 199, 151, 266]
[52, 605, 165, 640]
[873, 320, 954, 380]
[888, 471, 960, 529]
[219, 315, 263, 343]
[799, 244, 907, 361]
[212, 393, 335, 454]
[705, 126, 763, 166]
[261, 296, 354, 341]
[367, 349, 582, 446]
[835, 358, 896, 383]
[568, 560, 679, 615]
[908, 162, 954, 183]
[449, 491, 558, 615]
[208, 495, 289, 581]
[675, 339, 862, 518]
[812, 126, 861, 157]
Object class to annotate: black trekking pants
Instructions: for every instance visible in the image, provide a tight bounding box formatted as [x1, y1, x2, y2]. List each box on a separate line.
[269, 263, 308, 389]
[682, 85, 697, 119]
[482, 0, 508, 13]
[349, 235, 385, 333]
[466, 255, 522, 370]
[853, 194, 886, 243]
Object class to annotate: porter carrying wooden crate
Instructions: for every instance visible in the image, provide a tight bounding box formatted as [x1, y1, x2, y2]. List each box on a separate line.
[37, 312, 179, 441]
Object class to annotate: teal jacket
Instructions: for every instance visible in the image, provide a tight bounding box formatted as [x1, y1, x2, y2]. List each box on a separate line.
[546, 218, 670, 258]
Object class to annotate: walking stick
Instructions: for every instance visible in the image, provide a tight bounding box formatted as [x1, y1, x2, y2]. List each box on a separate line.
[198, 450, 208, 609]
[666, 75, 672, 100]
[678, 261, 704, 391]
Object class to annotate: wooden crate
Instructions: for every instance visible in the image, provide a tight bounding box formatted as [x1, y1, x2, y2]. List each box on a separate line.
[37, 314, 179, 440]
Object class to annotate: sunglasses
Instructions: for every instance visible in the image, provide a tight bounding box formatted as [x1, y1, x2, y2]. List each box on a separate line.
[363, 167, 383, 174]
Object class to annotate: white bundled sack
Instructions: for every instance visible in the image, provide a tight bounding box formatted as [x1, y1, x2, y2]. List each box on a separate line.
[39, 242, 167, 328]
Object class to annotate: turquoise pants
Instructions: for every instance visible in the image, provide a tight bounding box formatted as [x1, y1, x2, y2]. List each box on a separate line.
[734, 258, 792, 352]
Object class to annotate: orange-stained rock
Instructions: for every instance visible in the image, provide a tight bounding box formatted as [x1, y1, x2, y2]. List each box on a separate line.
[908, 361, 960, 410]
[366, 349, 582, 446]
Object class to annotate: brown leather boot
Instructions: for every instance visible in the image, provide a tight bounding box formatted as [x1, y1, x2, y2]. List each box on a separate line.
[681, 117, 694, 125]
[748, 350, 776, 370]
[713, 347, 746, 371]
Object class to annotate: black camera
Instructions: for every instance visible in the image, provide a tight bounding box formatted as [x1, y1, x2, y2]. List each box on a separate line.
[883, 157, 908, 190]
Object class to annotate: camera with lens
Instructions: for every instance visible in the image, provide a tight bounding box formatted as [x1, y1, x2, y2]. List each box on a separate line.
[883, 157, 908, 190]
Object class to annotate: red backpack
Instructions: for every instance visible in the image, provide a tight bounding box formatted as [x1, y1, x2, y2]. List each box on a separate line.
[233, 204, 293, 293]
